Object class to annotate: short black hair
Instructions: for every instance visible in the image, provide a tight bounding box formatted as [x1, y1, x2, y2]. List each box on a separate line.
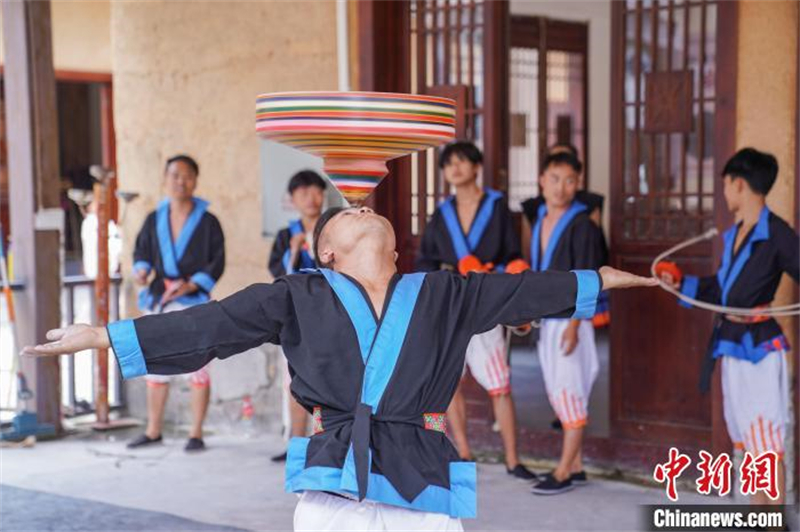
[540, 151, 583, 175]
[288, 170, 327, 194]
[166, 154, 199, 175]
[313, 206, 347, 268]
[722, 148, 778, 196]
[438, 141, 483, 169]
[547, 143, 579, 158]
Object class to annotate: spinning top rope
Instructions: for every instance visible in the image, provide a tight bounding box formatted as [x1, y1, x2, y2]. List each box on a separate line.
[650, 228, 800, 317]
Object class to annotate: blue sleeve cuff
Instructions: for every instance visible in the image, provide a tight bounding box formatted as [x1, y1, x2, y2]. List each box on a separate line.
[133, 261, 152, 275]
[571, 270, 600, 320]
[679, 275, 699, 309]
[107, 319, 147, 379]
[191, 272, 216, 293]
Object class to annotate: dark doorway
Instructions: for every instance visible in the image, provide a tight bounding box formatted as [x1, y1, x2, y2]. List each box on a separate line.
[508, 16, 589, 210]
[0, 72, 115, 269]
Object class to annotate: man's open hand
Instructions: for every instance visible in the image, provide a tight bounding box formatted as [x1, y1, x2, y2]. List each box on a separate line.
[598, 266, 659, 290]
[21, 324, 109, 357]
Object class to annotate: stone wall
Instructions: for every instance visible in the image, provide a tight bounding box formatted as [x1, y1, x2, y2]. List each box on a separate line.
[735, 0, 797, 356]
[0, 1, 111, 71]
[110, 0, 339, 431]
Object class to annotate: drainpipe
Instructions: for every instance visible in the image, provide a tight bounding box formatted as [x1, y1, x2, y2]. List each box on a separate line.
[336, 0, 350, 92]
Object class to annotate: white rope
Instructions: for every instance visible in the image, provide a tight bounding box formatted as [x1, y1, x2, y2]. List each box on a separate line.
[650, 228, 800, 317]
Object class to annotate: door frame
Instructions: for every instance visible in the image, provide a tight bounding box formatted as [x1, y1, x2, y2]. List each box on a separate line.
[0, 68, 116, 244]
[608, 0, 738, 455]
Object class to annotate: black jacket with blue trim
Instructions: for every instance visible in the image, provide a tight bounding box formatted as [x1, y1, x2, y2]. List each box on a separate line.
[415, 190, 521, 272]
[523, 200, 608, 273]
[133, 198, 225, 308]
[268, 221, 316, 278]
[107, 268, 601, 517]
[679, 208, 799, 362]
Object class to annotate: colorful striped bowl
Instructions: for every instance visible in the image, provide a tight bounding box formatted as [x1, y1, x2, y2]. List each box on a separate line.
[256, 91, 456, 204]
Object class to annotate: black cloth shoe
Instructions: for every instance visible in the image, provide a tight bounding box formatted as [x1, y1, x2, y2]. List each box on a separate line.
[507, 464, 538, 481]
[184, 437, 206, 452]
[570, 471, 588, 485]
[532, 474, 574, 495]
[126, 434, 162, 449]
[271, 451, 288, 463]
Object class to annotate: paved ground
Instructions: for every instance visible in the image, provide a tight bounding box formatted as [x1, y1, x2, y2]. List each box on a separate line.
[1, 430, 725, 532]
[1, 484, 249, 532]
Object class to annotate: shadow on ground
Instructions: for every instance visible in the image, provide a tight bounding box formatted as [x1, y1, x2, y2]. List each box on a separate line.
[1, 484, 251, 532]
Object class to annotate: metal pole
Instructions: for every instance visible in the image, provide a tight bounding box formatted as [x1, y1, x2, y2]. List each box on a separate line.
[91, 166, 113, 426]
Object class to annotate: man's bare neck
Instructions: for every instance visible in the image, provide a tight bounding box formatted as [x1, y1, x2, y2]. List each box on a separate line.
[301, 214, 320, 233]
[454, 182, 482, 203]
[333, 232, 394, 282]
[337, 250, 396, 320]
[338, 256, 396, 285]
[737, 200, 765, 229]
[170, 198, 194, 214]
[544, 201, 569, 219]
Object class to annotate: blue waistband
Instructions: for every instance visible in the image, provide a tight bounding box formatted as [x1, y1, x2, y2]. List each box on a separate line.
[713, 333, 789, 363]
[285, 437, 477, 518]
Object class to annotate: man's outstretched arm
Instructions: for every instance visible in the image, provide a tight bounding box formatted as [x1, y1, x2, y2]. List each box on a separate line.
[464, 266, 657, 335]
[23, 282, 290, 379]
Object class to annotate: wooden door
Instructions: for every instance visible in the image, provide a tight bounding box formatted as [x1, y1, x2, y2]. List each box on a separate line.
[609, 0, 737, 451]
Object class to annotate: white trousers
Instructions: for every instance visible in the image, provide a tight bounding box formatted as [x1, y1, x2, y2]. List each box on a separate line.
[464, 325, 510, 395]
[293, 491, 463, 532]
[538, 319, 599, 429]
[722, 350, 789, 455]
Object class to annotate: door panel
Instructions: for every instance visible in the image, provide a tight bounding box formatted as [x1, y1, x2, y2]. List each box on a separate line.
[609, 0, 737, 449]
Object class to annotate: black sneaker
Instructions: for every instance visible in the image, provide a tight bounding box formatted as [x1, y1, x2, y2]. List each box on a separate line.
[570, 471, 588, 485]
[531, 474, 574, 495]
[126, 434, 162, 449]
[271, 451, 288, 463]
[184, 437, 206, 452]
[507, 464, 538, 482]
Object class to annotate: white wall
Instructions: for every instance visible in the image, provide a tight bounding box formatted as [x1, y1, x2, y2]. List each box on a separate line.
[510, 0, 612, 227]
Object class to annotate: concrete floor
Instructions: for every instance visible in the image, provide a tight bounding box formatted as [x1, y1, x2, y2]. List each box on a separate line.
[1, 430, 723, 532]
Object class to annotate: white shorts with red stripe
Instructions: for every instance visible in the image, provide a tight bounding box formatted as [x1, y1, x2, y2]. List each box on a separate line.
[463, 325, 510, 396]
[722, 350, 789, 456]
[538, 319, 598, 429]
[143, 301, 211, 387]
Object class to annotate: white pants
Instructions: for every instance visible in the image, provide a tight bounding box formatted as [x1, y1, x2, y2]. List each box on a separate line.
[722, 351, 789, 455]
[294, 491, 463, 532]
[538, 319, 599, 429]
[464, 325, 510, 395]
